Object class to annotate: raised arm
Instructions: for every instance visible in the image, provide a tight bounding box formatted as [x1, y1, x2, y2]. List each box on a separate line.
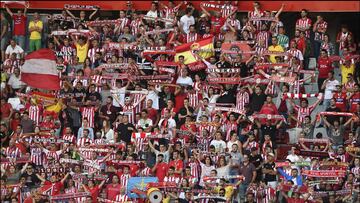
[275, 3, 285, 19]
[5, 5, 13, 16]
[65, 9, 76, 19]
[89, 8, 99, 20]
[321, 114, 331, 128]
[200, 4, 211, 17]
[20, 163, 29, 174]
[60, 172, 70, 184]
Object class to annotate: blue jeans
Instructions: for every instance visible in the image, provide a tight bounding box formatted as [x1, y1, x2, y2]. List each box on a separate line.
[14, 35, 25, 50]
[237, 183, 249, 202]
[323, 99, 331, 109]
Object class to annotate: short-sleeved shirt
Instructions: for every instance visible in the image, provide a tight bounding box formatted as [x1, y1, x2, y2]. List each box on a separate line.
[76, 42, 89, 63]
[28, 20, 43, 40]
[238, 162, 256, 184]
[328, 125, 345, 146]
[5, 45, 24, 59]
[12, 15, 27, 36]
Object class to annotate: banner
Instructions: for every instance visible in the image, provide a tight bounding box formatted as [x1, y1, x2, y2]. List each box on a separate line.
[301, 170, 346, 177]
[64, 4, 99, 10]
[221, 41, 252, 62]
[127, 177, 158, 198]
[175, 37, 214, 67]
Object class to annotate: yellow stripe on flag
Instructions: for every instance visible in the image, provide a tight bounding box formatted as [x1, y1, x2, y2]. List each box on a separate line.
[175, 37, 214, 65]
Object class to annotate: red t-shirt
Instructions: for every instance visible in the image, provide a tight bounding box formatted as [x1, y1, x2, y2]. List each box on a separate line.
[12, 14, 27, 36]
[332, 92, 347, 112]
[155, 162, 169, 182]
[87, 185, 100, 203]
[147, 108, 158, 124]
[297, 37, 306, 54]
[10, 119, 20, 132]
[211, 16, 226, 34]
[45, 181, 63, 196]
[174, 93, 186, 112]
[0, 103, 12, 119]
[317, 57, 333, 78]
[106, 183, 122, 201]
[168, 159, 184, 178]
[129, 164, 139, 177]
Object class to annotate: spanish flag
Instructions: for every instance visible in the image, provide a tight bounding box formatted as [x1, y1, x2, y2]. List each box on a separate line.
[175, 37, 214, 66]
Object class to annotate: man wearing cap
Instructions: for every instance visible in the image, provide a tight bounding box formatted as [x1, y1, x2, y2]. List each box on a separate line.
[262, 152, 277, 189]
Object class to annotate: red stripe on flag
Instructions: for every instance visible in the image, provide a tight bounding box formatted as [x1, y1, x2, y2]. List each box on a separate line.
[175, 37, 213, 53]
[21, 73, 60, 90]
[24, 48, 57, 61]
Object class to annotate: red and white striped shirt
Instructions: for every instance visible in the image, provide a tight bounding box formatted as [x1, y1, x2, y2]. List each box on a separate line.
[122, 105, 136, 124]
[164, 175, 180, 184]
[91, 75, 105, 93]
[3, 147, 21, 158]
[28, 105, 42, 125]
[188, 161, 200, 179]
[221, 4, 235, 18]
[254, 46, 267, 55]
[225, 121, 238, 141]
[30, 147, 43, 166]
[115, 194, 130, 202]
[296, 17, 312, 38]
[130, 19, 142, 35]
[62, 134, 76, 144]
[81, 107, 96, 128]
[77, 137, 93, 147]
[3, 58, 19, 74]
[236, 91, 249, 111]
[294, 105, 316, 127]
[43, 149, 62, 162]
[87, 47, 104, 64]
[314, 21, 328, 41]
[120, 173, 131, 188]
[248, 10, 264, 31]
[226, 18, 241, 30]
[59, 45, 76, 64]
[202, 33, 213, 39]
[256, 31, 270, 48]
[132, 93, 144, 114]
[118, 17, 130, 34]
[187, 92, 202, 108]
[186, 32, 199, 43]
[287, 48, 304, 61]
[163, 7, 179, 18]
[140, 167, 152, 177]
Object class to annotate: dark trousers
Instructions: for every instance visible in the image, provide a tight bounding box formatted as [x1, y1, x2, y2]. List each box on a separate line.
[317, 78, 326, 93]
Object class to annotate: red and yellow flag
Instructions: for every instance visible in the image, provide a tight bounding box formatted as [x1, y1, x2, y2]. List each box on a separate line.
[175, 37, 214, 68]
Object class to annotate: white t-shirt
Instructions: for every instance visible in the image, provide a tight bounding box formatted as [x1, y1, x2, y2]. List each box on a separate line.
[324, 79, 340, 99]
[210, 139, 227, 152]
[146, 90, 159, 110]
[8, 74, 25, 89]
[5, 45, 24, 59]
[180, 15, 195, 34]
[176, 76, 194, 86]
[146, 10, 159, 18]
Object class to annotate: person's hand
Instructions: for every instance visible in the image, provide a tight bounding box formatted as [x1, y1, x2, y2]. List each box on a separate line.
[127, 127, 133, 131]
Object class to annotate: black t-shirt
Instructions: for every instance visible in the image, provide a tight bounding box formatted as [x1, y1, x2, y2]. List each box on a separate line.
[260, 125, 277, 146]
[234, 62, 249, 78]
[263, 162, 276, 182]
[72, 88, 86, 102]
[250, 93, 266, 112]
[325, 106, 341, 124]
[21, 172, 40, 188]
[85, 91, 102, 102]
[116, 123, 135, 143]
[215, 61, 232, 69]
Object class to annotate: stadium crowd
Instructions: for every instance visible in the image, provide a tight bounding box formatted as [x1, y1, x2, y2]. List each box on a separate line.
[0, 1, 360, 203]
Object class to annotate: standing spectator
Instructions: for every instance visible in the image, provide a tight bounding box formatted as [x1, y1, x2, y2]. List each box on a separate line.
[236, 154, 256, 202]
[295, 9, 312, 38]
[336, 24, 352, 56]
[1, 11, 10, 62]
[72, 36, 89, 63]
[5, 5, 27, 50]
[276, 26, 289, 50]
[317, 49, 333, 92]
[321, 71, 340, 109]
[248, 1, 264, 31]
[320, 34, 335, 56]
[179, 8, 195, 34]
[312, 15, 327, 59]
[28, 12, 43, 52]
[268, 37, 284, 63]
